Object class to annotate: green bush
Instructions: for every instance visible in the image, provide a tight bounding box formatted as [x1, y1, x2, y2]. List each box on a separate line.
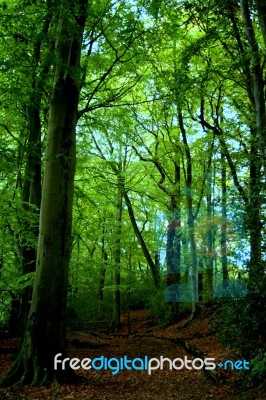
[213, 278, 266, 359]
[146, 288, 171, 324]
[249, 352, 266, 383]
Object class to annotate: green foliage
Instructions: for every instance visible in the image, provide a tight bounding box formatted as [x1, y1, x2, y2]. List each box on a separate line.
[146, 288, 170, 324]
[213, 279, 266, 359]
[0, 0, 265, 356]
[68, 289, 112, 322]
[127, 282, 151, 310]
[249, 352, 266, 384]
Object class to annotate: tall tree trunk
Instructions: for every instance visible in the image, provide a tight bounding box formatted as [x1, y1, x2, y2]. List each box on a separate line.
[254, 0, 266, 46]
[126, 245, 133, 334]
[187, 207, 199, 316]
[219, 133, 263, 288]
[248, 129, 263, 287]
[240, 0, 266, 177]
[178, 109, 199, 319]
[123, 189, 160, 288]
[206, 172, 214, 298]
[213, 3, 265, 286]
[11, 11, 52, 336]
[0, 0, 88, 386]
[111, 176, 123, 333]
[166, 194, 181, 322]
[239, 0, 265, 286]
[221, 151, 228, 289]
[98, 221, 108, 315]
[18, 97, 42, 336]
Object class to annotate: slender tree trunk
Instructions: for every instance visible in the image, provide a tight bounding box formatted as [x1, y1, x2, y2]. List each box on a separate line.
[221, 151, 228, 289]
[11, 105, 42, 336]
[98, 221, 108, 315]
[198, 272, 203, 301]
[18, 101, 42, 336]
[11, 11, 52, 336]
[166, 195, 181, 322]
[206, 172, 214, 297]
[210, 5, 265, 285]
[239, 0, 265, 285]
[179, 108, 199, 319]
[254, 0, 266, 46]
[187, 206, 199, 316]
[248, 130, 263, 287]
[111, 176, 123, 333]
[98, 254, 107, 302]
[123, 189, 160, 288]
[240, 0, 266, 176]
[126, 246, 133, 334]
[9, 292, 21, 337]
[0, 0, 88, 386]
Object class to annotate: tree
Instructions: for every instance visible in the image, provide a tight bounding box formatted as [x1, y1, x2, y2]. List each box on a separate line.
[111, 164, 123, 333]
[0, 0, 53, 335]
[82, 109, 161, 317]
[18, 4, 53, 335]
[0, 0, 88, 386]
[220, 150, 229, 289]
[240, 0, 266, 177]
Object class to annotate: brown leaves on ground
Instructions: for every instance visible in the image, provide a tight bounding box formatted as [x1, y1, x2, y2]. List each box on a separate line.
[0, 309, 264, 399]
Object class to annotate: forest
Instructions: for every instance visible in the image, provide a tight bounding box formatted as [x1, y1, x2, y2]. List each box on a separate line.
[0, 0, 265, 398]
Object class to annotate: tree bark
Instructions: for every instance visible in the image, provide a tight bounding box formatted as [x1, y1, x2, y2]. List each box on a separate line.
[123, 189, 161, 288]
[18, 95, 43, 337]
[248, 129, 263, 287]
[111, 175, 123, 333]
[221, 151, 228, 289]
[205, 171, 214, 297]
[98, 220, 108, 312]
[240, 0, 266, 177]
[0, 0, 88, 386]
[10, 10, 52, 336]
[216, 3, 265, 286]
[178, 109, 199, 318]
[187, 207, 199, 315]
[166, 194, 181, 321]
[254, 0, 266, 47]
[200, 110, 264, 289]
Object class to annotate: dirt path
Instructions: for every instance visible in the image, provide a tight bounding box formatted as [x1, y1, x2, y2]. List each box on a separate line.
[0, 333, 230, 400]
[0, 310, 264, 399]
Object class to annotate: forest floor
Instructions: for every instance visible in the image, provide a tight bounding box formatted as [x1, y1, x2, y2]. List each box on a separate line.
[0, 306, 265, 400]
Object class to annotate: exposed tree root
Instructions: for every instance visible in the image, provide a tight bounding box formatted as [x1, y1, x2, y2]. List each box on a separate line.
[181, 340, 222, 383]
[183, 306, 200, 328]
[0, 349, 79, 387]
